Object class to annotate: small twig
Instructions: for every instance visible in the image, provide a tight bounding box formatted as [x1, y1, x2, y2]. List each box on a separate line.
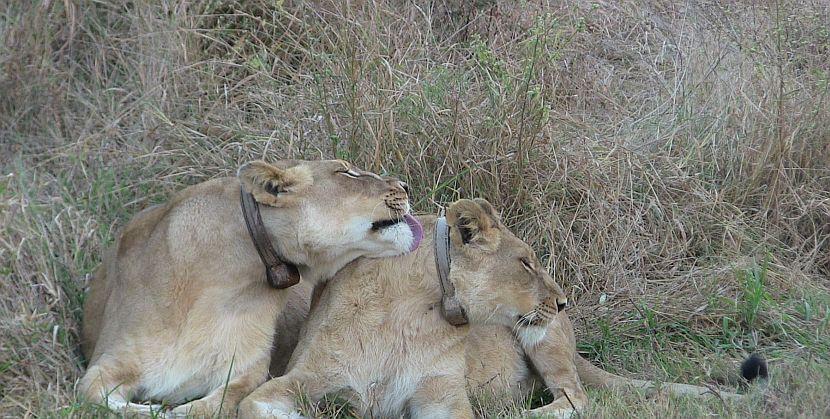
[627, 296, 661, 351]
[560, 388, 581, 419]
[702, 382, 730, 414]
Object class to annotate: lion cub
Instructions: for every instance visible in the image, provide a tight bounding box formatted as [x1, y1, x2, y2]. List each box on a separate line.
[239, 198, 568, 418]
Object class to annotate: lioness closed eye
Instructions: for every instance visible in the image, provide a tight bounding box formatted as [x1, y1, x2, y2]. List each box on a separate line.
[79, 159, 423, 416]
[239, 198, 568, 418]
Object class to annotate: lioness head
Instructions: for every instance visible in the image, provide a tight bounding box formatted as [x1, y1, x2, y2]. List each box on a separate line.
[238, 159, 423, 266]
[446, 198, 567, 347]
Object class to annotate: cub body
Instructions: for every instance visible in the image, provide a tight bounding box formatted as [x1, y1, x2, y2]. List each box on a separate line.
[240, 199, 568, 418]
[241, 198, 757, 419]
[282, 219, 469, 417]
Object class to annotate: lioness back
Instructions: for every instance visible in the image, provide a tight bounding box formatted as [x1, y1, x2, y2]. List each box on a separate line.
[81, 202, 168, 360]
[87, 178, 278, 401]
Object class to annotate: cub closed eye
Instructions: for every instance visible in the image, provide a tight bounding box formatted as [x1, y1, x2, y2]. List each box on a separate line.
[520, 257, 533, 271]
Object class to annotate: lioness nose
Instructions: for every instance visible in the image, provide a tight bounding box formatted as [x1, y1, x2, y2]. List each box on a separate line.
[556, 297, 568, 312]
[388, 180, 408, 194]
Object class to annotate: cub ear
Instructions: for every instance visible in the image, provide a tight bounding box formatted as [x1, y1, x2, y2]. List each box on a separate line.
[471, 198, 501, 222]
[237, 160, 313, 207]
[446, 198, 501, 251]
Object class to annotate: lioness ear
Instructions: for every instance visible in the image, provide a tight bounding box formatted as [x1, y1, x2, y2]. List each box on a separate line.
[237, 160, 313, 207]
[446, 198, 501, 251]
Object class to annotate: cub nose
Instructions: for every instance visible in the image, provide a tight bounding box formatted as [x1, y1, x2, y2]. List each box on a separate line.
[399, 181, 410, 195]
[556, 297, 568, 312]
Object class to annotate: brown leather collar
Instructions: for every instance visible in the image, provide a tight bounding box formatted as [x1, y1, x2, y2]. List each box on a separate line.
[240, 187, 301, 289]
[434, 217, 468, 326]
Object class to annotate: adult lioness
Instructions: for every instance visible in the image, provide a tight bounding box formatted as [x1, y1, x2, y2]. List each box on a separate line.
[79, 159, 424, 416]
[238, 198, 569, 418]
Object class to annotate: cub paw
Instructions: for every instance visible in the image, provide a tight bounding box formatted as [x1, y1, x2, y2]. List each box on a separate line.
[168, 398, 222, 418]
[237, 399, 305, 419]
[525, 406, 576, 419]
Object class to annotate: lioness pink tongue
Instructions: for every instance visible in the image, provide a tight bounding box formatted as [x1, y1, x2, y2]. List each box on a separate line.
[404, 214, 423, 252]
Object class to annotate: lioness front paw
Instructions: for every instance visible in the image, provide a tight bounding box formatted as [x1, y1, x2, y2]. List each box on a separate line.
[106, 400, 166, 417]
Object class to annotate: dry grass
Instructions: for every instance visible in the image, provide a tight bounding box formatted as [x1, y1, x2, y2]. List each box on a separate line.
[1, 0, 829, 417]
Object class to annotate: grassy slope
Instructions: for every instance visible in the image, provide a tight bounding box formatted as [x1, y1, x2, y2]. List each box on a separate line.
[1, 0, 829, 417]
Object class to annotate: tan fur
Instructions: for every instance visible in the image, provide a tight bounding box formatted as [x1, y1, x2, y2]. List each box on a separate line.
[238, 198, 744, 419]
[79, 159, 420, 416]
[260, 297, 747, 419]
[239, 199, 568, 418]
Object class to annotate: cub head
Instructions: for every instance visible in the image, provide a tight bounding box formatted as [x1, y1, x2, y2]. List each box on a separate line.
[446, 198, 567, 347]
[238, 159, 423, 262]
